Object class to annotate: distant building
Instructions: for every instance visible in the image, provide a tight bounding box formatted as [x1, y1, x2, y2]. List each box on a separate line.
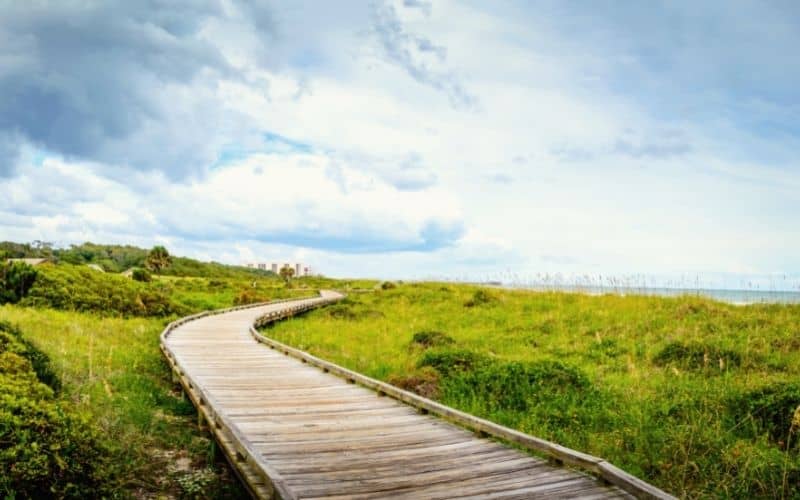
[246, 261, 311, 276]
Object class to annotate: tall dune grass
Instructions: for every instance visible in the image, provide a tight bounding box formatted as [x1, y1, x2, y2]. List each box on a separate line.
[266, 282, 800, 498]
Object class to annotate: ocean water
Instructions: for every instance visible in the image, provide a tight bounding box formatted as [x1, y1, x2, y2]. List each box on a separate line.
[502, 284, 800, 305]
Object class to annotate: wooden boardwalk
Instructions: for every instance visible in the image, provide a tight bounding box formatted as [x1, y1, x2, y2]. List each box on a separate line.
[161, 292, 674, 499]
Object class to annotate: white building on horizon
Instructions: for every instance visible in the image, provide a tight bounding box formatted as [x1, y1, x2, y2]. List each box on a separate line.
[246, 261, 312, 277]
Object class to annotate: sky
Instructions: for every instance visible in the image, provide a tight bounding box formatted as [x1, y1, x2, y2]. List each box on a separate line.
[1, 0, 799, 288]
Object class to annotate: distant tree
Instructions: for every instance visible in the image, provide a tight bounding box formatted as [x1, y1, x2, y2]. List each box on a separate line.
[279, 264, 295, 284]
[31, 240, 54, 258]
[145, 246, 172, 274]
[0, 261, 38, 304]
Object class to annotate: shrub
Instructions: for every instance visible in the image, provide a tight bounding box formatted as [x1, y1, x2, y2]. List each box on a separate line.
[326, 301, 356, 320]
[464, 289, 497, 308]
[20, 264, 183, 317]
[387, 367, 440, 399]
[417, 349, 490, 377]
[380, 281, 396, 290]
[587, 338, 626, 359]
[0, 326, 112, 498]
[176, 468, 217, 498]
[0, 261, 38, 304]
[207, 279, 227, 289]
[653, 341, 742, 371]
[411, 331, 454, 348]
[232, 288, 259, 306]
[730, 382, 800, 449]
[324, 301, 384, 320]
[455, 360, 593, 410]
[233, 288, 281, 306]
[0, 321, 60, 392]
[131, 268, 152, 282]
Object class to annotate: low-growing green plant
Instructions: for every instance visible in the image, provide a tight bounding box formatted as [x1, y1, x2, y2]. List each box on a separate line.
[418, 348, 490, 377]
[0, 321, 60, 391]
[0, 305, 249, 498]
[463, 288, 497, 307]
[322, 300, 386, 321]
[0, 261, 38, 305]
[654, 341, 742, 371]
[131, 268, 152, 282]
[176, 468, 217, 498]
[386, 367, 440, 399]
[434, 357, 594, 412]
[0, 323, 112, 498]
[730, 382, 800, 449]
[410, 330, 454, 348]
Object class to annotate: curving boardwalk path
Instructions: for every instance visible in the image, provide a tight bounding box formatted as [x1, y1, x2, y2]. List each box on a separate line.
[161, 292, 673, 500]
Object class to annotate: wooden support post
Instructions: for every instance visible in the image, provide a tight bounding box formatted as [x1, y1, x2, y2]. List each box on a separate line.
[198, 411, 207, 431]
[208, 437, 221, 463]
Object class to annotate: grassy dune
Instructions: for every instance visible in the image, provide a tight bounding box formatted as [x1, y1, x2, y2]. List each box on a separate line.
[0, 263, 319, 498]
[0, 306, 249, 497]
[265, 282, 800, 498]
[3, 258, 797, 498]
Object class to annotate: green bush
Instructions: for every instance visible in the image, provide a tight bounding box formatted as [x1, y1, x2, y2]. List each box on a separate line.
[410, 331, 454, 348]
[380, 281, 397, 290]
[0, 261, 38, 304]
[232, 288, 268, 306]
[450, 359, 592, 412]
[131, 268, 152, 282]
[0, 321, 60, 392]
[0, 325, 112, 498]
[730, 382, 800, 449]
[653, 341, 742, 371]
[324, 301, 385, 320]
[387, 367, 440, 399]
[463, 289, 497, 307]
[5, 240, 277, 279]
[417, 348, 490, 377]
[20, 264, 184, 317]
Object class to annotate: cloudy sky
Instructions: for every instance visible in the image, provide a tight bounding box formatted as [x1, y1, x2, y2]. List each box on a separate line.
[1, 1, 798, 287]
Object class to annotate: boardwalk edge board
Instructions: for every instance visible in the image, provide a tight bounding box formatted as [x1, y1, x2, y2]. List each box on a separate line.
[161, 292, 675, 500]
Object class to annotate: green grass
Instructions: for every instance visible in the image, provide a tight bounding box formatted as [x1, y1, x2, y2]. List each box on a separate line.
[5, 259, 798, 498]
[17, 262, 311, 318]
[0, 306, 247, 497]
[0, 270, 316, 497]
[165, 275, 310, 311]
[0, 245, 344, 496]
[265, 282, 800, 499]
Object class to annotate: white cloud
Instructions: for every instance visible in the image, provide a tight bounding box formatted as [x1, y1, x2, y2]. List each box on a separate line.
[1, 152, 463, 254]
[1, 0, 798, 285]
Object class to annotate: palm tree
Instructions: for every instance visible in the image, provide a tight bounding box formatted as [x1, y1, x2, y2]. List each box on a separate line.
[279, 264, 295, 284]
[145, 246, 172, 274]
